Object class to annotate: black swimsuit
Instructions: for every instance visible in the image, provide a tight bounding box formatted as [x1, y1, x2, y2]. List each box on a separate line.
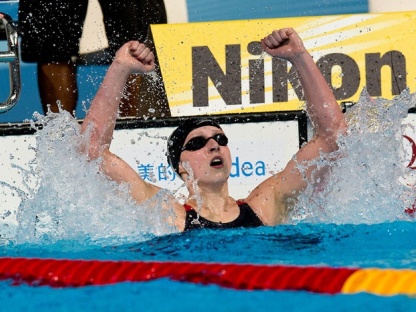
[183, 201, 264, 231]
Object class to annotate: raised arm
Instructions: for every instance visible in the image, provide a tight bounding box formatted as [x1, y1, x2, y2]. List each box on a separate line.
[81, 41, 154, 159]
[246, 28, 347, 225]
[262, 28, 347, 144]
[80, 41, 161, 204]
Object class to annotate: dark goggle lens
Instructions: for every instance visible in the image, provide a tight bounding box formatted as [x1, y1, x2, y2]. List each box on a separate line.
[182, 134, 228, 151]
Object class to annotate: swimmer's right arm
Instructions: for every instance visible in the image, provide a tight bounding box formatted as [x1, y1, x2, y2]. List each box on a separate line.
[81, 41, 154, 160]
[80, 41, 160, 203]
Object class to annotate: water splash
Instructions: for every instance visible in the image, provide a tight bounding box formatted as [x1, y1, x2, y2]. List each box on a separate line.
[292, 88, 416, 224]
[14, 110, 176, 246]
[181, 161, 202, 225]
[7, 88, 416, 245]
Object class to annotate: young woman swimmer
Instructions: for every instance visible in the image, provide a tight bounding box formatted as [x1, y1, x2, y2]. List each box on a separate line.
[80, 28, 347, 231]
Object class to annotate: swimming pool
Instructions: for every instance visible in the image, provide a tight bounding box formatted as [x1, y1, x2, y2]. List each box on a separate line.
[1, 222, 416, 311]
[0, 89, 415, 311]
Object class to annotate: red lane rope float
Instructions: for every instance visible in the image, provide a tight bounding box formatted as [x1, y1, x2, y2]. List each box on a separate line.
[0, 257, 415, 296]
[0, 257, 356, 292]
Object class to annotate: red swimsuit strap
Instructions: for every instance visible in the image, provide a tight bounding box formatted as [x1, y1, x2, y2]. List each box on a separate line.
[183, 204, 194, 212]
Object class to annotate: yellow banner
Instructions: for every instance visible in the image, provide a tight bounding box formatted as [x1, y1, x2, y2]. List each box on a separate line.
[151, 12, 416, 116]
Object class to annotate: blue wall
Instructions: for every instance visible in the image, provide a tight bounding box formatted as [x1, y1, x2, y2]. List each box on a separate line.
[187, 0, 368, 21]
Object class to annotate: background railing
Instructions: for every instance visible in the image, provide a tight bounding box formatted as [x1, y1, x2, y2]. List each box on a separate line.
[0, 13, 20, 113]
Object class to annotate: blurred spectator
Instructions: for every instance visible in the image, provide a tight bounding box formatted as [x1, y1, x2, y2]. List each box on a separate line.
[18, 0, 168, 117]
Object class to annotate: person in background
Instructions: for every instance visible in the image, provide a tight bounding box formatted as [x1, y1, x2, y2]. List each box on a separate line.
[79, 28, 347, 231]
[18, 0, 167, 117]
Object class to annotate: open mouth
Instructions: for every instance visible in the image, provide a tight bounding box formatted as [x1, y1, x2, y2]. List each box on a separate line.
[210, 157, 224, 167]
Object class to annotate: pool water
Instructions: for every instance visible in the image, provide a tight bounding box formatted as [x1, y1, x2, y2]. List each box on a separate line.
[1, 279, 414, 312]
[3, 222, 415, 268]
[1, 222, 416, 311]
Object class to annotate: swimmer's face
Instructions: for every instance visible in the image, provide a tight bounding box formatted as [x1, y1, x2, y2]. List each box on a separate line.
[179, 126, 231, 183]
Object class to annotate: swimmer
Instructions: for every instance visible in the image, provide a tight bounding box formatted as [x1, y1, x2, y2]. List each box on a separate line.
[81, 28, 347, 231]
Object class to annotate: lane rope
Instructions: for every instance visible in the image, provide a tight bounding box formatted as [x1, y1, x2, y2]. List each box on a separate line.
[0, 257, 415, 296]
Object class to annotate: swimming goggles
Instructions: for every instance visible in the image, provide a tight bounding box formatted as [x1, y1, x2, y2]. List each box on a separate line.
[181, 133, 228, 151]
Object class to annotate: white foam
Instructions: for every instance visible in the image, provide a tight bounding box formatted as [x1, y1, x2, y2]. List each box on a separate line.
[292, 88, 416, 224]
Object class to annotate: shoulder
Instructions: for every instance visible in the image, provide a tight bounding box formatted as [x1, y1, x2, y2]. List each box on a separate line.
[244, 172, 291, 225]
[142, 188, 187, 232]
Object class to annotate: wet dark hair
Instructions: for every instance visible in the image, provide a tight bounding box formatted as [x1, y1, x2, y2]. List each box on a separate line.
[166, 118, 222, 178]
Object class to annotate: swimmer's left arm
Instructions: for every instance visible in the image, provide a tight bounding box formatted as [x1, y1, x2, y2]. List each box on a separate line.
[262, 28, 347, 146]
[248, 28, 347, 224]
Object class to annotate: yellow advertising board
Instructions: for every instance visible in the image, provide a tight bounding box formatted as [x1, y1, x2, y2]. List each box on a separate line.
[151, 12, 416, 116]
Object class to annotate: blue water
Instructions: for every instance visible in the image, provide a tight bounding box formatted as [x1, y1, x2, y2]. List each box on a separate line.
[2, 280, 414, 312]
[3, 222, 416, 268]
[1, 222, 416, 311]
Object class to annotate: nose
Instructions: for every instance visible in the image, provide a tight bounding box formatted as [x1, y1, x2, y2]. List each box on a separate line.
[206, 137, 220, 152]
